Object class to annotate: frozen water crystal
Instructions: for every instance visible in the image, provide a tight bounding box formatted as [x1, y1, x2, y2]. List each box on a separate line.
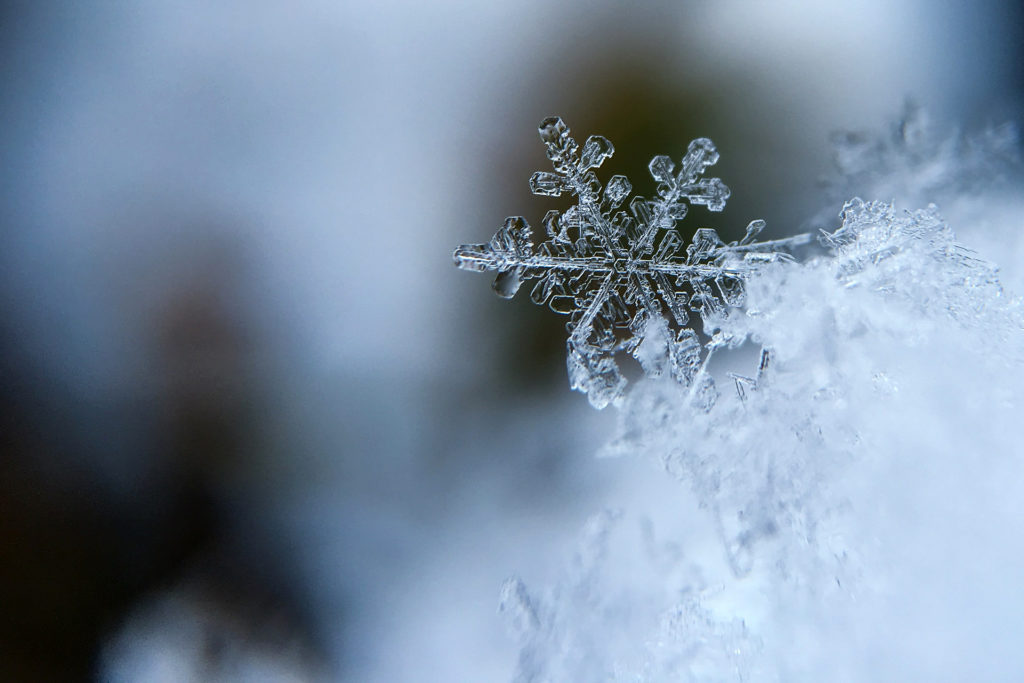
[479, 110, 1024, 682]
[454, 117, 812, 408]
[509, 189, 1023, 681]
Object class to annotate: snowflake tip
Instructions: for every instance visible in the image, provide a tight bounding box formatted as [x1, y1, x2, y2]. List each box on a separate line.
[452, 243, 490, 272]
[740, 219, 766, 245]
[580, 134, 615, 170]
[538, 116, 569, 144]
[685, 137, 720, 171]
[648, 155, 676, 186]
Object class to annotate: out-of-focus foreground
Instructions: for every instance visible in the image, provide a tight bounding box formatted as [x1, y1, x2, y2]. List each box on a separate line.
[1, 2, 1021, 680]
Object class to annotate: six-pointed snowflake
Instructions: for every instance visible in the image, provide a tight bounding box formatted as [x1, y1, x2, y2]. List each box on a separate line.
[454, 117, 810, 408]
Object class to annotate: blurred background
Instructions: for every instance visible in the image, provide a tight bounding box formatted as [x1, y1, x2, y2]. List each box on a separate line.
[1, 1, 1021, 680]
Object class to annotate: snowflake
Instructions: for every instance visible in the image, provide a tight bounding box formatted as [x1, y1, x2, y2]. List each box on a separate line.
[454, 117, 811, 408]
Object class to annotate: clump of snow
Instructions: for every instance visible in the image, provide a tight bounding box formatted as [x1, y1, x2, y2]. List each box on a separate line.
[820, 102, 1024, 293]
[500, 117, 1024, 680]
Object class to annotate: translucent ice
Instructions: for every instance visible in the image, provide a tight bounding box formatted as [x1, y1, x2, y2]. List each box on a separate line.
[454, 117, 811, 408]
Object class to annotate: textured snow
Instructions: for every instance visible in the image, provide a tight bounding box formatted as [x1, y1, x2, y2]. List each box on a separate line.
[484, 115, 1024, 681]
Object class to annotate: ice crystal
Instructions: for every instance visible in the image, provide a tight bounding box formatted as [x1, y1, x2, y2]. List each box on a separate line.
[822, 197, 1005, 316]
[454, 117, 811, 408]
[503, 193, 1024, 681]
[477, 111, 1024, 681]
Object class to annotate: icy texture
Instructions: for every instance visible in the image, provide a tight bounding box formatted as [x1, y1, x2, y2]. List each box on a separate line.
[820, 103, 1024, 295]
[501, 509, 758, 682]
[825, 102, 1020, 206]
[502, 194, 1024, 680]
[454, 117, 810, 408]
[463, 112, 1024, 680]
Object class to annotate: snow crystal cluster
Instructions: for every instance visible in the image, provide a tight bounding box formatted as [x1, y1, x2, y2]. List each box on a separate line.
[456, 113, 1024, 680]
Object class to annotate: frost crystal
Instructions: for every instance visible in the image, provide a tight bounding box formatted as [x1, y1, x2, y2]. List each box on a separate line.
[454, 117, 811, 408]
[479, 111, 1024, 681]
[503, 192, 1024, 681]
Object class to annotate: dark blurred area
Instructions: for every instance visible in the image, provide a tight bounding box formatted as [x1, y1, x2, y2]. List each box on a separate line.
[1, 1, 1021, 680]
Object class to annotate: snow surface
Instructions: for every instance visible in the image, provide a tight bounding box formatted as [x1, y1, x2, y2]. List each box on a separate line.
[499, 119, 1024, 681]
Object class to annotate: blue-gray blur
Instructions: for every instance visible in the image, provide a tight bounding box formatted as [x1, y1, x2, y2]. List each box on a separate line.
[0, 1, 1020, 679]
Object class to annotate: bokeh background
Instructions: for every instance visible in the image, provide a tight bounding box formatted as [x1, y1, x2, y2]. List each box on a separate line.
[1, 1, 1021, 680]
